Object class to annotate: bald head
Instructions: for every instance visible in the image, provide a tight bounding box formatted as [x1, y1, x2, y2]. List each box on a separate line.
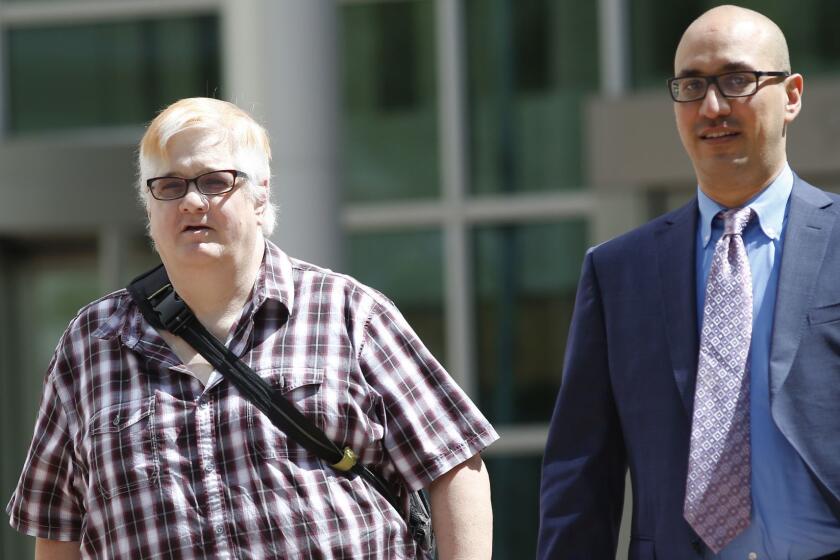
[675, 5, 790, 75]
[671, 5, 804, 207]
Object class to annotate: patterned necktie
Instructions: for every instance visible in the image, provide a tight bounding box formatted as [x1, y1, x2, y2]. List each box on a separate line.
[684, 207, 754, 554]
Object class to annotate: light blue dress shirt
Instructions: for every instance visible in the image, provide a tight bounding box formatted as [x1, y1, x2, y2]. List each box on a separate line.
[696, 164, 840, 560]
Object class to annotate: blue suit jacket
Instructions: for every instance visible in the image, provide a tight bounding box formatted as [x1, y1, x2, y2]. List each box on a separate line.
[538, 177, 840, 559]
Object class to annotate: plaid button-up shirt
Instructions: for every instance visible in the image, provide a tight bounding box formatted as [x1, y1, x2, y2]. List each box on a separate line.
[7, 240, 498, 559]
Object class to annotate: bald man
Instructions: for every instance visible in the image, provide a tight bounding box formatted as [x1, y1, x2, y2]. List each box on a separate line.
[538, 6, 840, 559]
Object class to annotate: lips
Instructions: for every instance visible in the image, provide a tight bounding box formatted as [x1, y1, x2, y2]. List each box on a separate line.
[181, 224, 212, 233]
[698, 121, 740, 141]
[700, 130, 740, 140]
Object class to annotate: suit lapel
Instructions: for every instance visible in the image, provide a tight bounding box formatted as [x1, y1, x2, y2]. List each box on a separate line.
[769, 178, 835, 396]
[655, 200, 700, 416]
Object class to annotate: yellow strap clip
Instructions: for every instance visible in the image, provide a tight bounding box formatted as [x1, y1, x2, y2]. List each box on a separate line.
[332, 447, 358, 472]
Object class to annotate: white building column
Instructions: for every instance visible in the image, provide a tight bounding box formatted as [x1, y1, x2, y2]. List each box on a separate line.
[223, 0, 343, 270]
[598, 0, 629, 97]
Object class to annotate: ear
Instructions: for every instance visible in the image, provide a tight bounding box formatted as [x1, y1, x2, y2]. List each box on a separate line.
[783, 73, 803, 124]
[253, 178, 269, 221]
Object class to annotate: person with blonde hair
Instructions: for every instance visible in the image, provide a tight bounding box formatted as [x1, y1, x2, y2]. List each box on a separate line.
[8, 97, 497, 559]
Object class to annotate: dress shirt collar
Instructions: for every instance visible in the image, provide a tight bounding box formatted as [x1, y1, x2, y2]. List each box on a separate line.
[697, 163, 793, 248]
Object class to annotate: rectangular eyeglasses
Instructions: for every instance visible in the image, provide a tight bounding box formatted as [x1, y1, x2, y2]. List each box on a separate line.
[667, 71, 790, 102]
[146, 169, 248, 201]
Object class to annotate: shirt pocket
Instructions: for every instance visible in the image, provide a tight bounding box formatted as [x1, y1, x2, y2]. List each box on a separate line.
[88, 396, 160, 499]
[247, 367, 325, 460]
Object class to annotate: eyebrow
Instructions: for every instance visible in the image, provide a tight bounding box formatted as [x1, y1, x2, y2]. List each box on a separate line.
[676, 61, 756, 78]
[157, 168, 214, 178]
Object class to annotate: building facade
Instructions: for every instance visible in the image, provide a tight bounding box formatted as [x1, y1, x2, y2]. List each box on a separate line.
[1, 1, 838, 558]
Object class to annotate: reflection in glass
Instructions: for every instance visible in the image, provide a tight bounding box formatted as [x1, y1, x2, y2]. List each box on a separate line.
[342, 1, 440, 202]
[123, 237, 162, 286]
[629, 0, 702, 89]
[347, 229, 446, 363]
[1, 245, 99, 558]
[485, 454, 542, 559]
[8, 16, 220, 133]
[465, 0, 598, 194]
[631, 0, 840, 89]
[474, 221, 587, 424]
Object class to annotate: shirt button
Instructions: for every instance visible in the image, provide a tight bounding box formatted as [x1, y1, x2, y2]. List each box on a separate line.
[748, 553, 758, 560]
[205, 464, 214, 473]
[215, 526, 224, 535]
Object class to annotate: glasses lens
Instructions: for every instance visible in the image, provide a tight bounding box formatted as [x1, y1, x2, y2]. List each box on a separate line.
[150, 178, 187, 200]
[197, 171, 236, 195]
[672, 77, 707, 101]
[718, 72, 756, 97]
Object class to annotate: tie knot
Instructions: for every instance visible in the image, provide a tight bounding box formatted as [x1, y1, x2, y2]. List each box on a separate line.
[719, 207, 753, 236]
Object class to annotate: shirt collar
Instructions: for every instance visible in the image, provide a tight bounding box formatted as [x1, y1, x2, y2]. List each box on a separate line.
[246, 239, 296, 318]
[95, 238, 296, 342]
[697, 162, 793, 247]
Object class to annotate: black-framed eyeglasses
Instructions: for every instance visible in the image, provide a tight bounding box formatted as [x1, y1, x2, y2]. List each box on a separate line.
[667, 71, 790, 102]
[146, 169, 248, 201]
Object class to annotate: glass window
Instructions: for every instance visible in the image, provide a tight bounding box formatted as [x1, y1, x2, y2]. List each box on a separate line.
[346, 229, 446, 363]
[747, 0, 840, 76]
[629, 0, 703, 89]
[25, 260, 101, 365]
[485, 454, 543, 559]
[631, 0, 840, 89]
[474, 220, 587, 424]
[0, 242, 100, 559]
[342, 0, 440, 202]
[465, 0, 599, 194]
[8, 15, 220, 133]
[122, 236, 162, 286]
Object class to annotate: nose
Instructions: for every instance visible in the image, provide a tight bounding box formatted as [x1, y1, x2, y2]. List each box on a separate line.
[178, 181, 209, 213]
[699, 84, 731, 119]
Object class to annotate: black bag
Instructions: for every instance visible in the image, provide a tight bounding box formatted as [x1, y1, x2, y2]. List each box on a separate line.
[127, 265, 434, 553]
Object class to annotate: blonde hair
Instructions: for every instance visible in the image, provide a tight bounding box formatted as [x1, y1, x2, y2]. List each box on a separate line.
[137, 97, 277, 235]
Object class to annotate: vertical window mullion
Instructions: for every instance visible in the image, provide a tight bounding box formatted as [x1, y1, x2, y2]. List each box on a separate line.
[435, 0, 475, 395]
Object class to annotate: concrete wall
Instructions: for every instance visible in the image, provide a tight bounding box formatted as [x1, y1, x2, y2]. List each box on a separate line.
[0, 139, 141, 235]
[586, 75, 840, 192]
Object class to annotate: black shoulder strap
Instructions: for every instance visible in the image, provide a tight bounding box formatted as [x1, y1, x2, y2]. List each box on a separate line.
[125, 264, 170, 330]
[126, 265, 401, 513]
